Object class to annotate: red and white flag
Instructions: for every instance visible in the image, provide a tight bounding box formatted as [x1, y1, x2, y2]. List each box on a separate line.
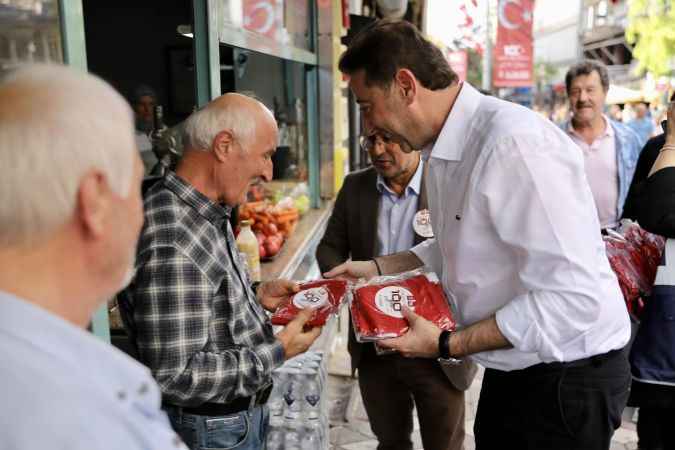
[493, 0, 534, 87]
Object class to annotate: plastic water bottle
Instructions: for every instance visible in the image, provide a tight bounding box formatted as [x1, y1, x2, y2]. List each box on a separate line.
[300, 419, 325, 450]
[268, 371, 289, 418]
[282, 369, 303, 422]
[284, 424, 302, 449]
[266, 424, 284, 450]
[303, 375, 321, 420]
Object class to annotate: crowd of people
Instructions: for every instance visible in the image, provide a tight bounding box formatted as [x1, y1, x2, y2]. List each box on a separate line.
[0, 17, 674, 450]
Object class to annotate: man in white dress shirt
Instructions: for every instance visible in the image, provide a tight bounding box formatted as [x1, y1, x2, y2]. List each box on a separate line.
[0, 64, 186, 450]
[327, 20, 631, 450]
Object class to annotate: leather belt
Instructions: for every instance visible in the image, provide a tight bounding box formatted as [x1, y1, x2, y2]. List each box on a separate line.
[525, 348, 625, 374]
[164, 383, 273, 416]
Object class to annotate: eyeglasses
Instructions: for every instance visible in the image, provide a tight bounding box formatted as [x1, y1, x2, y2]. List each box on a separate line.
[359, 132, 396, 151]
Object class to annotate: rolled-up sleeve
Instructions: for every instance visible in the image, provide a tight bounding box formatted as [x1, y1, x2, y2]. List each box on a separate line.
[411, 238, 443, 275]
[478, 134, 614, 363]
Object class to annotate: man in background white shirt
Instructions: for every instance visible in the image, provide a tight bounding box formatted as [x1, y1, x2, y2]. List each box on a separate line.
[0, 64, 186, 450]
[327, 19, 631, 450]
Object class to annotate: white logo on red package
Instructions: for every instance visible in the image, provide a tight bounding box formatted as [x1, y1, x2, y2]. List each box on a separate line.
[292, 287, 329, 309]
[374, 286, 415, 318]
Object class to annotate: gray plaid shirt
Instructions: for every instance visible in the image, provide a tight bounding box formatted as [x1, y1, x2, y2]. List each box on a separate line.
[119, 172, 284, 406]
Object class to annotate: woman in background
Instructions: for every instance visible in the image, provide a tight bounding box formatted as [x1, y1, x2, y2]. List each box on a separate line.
[623, 98, 675, 450]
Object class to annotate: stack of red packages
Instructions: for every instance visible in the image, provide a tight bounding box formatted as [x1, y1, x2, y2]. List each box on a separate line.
[351, 270, 455, 341]
[271, 279, 350, 327]
[604, 220, 665, 315]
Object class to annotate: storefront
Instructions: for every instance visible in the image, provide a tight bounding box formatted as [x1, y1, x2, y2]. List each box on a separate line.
[1, 0, 344, 342]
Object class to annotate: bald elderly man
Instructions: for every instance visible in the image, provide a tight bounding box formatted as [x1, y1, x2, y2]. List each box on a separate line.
[0, 65, 186, 449]
[118, 93, 321, 450]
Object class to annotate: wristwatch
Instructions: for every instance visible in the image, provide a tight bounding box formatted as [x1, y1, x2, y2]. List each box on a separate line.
[437, 330, 463, 366]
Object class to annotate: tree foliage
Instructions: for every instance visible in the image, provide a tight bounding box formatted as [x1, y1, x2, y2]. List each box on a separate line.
[466, 47, 483, 87]
[626, 0, 675, 77]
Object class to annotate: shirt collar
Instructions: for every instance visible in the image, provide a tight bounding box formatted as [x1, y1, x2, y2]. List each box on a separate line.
[567, 114, 614, 139]
[424, 82, 483, 162]
[164, 171, 232, 227]
[376, 158, 424, 197]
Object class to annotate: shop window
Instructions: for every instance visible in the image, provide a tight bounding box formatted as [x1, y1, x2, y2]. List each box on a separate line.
[82, 0, 195, 176]
[231, 50, 309, 192]
[219, 0, 311, 51]
[0, 0, 63, 78]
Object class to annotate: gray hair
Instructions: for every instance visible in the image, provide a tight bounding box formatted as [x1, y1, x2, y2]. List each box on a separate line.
[565, 60, 610, 94]
[0, 64, 136, 246]
[182, 93, 273, 152]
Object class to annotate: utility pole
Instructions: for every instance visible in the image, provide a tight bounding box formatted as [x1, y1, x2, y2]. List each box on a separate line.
[482, 0, 492, 91]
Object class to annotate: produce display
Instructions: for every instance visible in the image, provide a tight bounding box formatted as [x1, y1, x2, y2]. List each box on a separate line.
[239, 201, 299, 260]
[351, 270, 455, 341]
[270, 279, 350, 327]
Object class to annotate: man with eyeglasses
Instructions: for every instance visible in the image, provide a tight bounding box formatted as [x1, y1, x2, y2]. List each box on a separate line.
[316, 131, 474, 450]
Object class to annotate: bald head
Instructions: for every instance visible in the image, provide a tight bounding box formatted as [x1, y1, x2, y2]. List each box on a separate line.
[182, 92, 276, 153]
[0, 64, 136, 246]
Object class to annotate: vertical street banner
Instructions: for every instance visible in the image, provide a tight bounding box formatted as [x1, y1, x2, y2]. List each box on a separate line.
[447, 50, 469, 82]
[493, 0, 534, 87]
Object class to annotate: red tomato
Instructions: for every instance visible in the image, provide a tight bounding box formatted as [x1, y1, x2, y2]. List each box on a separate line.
[264, 240, 281, 256]
[259, 243, 267, 259]
[265, 223, 278, 236]
[255, 233, 265, 245]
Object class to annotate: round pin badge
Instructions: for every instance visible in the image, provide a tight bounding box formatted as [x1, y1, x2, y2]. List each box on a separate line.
[413, 209, 434, 238]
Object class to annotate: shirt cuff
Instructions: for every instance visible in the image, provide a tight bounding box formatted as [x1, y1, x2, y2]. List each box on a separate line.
[257, 339, 285, 373]
[495, 293, 564, 363]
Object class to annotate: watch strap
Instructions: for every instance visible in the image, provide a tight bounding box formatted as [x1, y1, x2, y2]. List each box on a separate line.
[438, 330, 451, 359]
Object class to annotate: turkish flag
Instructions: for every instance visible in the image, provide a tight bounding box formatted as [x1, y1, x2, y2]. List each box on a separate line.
[493, 0, 534, 87]
[243, 0, 280, 40]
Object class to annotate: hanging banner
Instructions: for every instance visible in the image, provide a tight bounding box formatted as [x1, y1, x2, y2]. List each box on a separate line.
[493, 0, 534, 88]
[243, 0, 282, 40]
[447, 50, 468, 82]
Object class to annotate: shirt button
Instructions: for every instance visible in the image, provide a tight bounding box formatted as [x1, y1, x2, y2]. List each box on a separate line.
[138, 383, 150, 395]
[117, 391, 127, 401]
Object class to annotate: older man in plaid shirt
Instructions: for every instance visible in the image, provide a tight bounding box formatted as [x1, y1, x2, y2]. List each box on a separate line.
[119, 93, 321, 450]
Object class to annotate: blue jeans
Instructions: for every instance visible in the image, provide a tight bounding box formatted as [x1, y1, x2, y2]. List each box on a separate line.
[165, 404, 269, 450]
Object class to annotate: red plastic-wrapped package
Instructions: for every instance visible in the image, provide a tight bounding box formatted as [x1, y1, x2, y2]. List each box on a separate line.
[351, 270, 455, 341]
[604, 220, 665, 315]
[271, 279, 350, 327]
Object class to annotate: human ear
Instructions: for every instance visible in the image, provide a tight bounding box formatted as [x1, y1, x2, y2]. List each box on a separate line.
[395, 69, 417, 105]
[76, 170, 110, 239]
[212, 130, 235, 162]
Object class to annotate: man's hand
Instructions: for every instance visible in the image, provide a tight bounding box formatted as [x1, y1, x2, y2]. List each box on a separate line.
[323, 260, 379, 282]
[377, 307, 442, 358]
[257, 279, 299, 312]
[275, 309, 322, 360]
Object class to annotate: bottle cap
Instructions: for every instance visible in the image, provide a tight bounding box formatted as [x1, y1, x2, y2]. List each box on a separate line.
[241, 219, 253, 226]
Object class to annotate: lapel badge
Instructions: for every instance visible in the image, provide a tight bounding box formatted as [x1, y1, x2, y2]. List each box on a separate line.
[413, 209, 434, 238]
